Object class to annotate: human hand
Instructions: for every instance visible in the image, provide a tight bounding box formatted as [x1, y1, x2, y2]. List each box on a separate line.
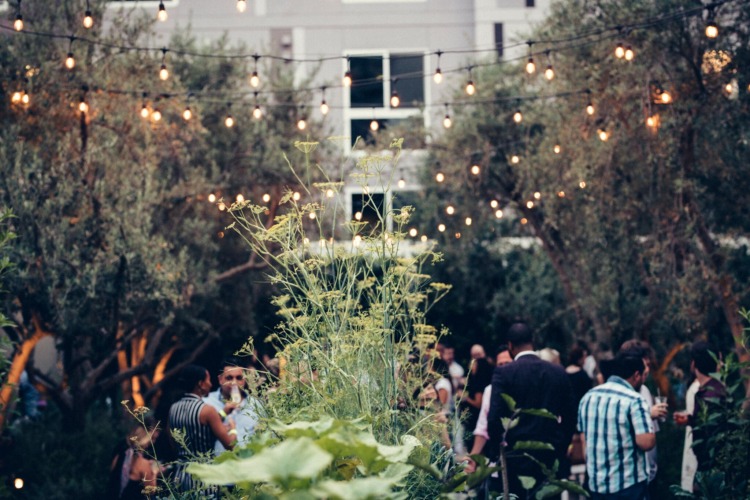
[650, 402, 668, 420]
[461, 456, 477, 474]
[673, 411, 689, 426]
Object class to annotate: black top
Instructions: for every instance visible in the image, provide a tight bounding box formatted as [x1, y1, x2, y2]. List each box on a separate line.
[567, 369, 592, 412]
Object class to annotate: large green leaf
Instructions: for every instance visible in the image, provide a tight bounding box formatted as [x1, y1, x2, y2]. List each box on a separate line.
[513, 441, 555, 451]
[519, 408, 558, 420]
[188, 437, 333, 485]
[311, 477, 404, 499]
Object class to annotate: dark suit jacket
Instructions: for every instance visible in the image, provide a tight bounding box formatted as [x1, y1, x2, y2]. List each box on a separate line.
[486, 353, 576, 478]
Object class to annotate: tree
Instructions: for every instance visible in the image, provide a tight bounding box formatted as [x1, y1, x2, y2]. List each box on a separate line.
[421, 0, 750, 360]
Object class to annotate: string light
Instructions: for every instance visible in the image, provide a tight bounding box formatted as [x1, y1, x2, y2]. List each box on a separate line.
[624, 46, 635, 61]
[579, 181, 587, 189]
[250, 54, 261, 87]
[490, 200, 499, 208]
[465, 67, 476, 96]
[446, 205, 455, 215]
[511, 155, 520, 164]
[292, 192, 301, 201]
[140, 95, 150, 118]
[443, 104, 452, 128]
[237, 0, 247, 13]
[224, 109, 235, 128]
[319, 87, 329, 115]
[436, 172, 445, 183]
[236, 194, 245, 203]
[159, 48, 169, 80]
[252, 104, 262, 119]
[14, 478, 23, 490]
[370, 119, 379, 131]
[533, 191, 541, 200]
[558, 191, 566, 198]
[152, 108, 162, 122]
[262, 193, 271, 203]
[78, 96, 88, 113]
[615, 43, 625, 59]
[65, 52, 76, 70]
[526, 201, 535, 209]
[157, 1, 168, 22]
[343, 57, 352, 87]
[705, 21, 719, 38]
[554, 144, 561, 154]
[83, 1, 93, 29]
[525, 41, 536, 74]
[495, 209, 503, 218]
[513, 109, 523, 123]
[409, 228, 418, 237]
[660, 90, 672, 103]
[297, 115, 307, 130]
[470, 164, 480, 175]
[390, 90, 400, 108]
[11, 91, 22, 104]
[208, 193, 216, 203]
[398, 177, 406, 189]
[597, 128, 609, 141]
[355, 211, 362, 221]
[21, 91, 29, 104]
[586, 101, 595, 115]
[545, 64, 555, 80]
[14, 1, 23, 32]
[438, 224, 446, 232]
[434, 50, 443, 84]
[326, 189, 334, 198]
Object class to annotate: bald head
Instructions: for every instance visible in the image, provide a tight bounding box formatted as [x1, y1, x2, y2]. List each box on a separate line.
[470, 344, 486, 360]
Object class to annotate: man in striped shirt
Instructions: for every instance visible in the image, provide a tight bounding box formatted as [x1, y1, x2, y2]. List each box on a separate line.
[578, 352, 656, 499]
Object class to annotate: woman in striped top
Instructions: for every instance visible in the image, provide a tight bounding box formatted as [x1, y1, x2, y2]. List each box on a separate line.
[168, 365, 236, 496]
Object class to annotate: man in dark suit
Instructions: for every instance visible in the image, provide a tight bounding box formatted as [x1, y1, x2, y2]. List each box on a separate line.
[487, 323, 577, 497]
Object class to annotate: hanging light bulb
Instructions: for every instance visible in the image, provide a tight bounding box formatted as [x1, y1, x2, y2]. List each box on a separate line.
[262, 193, 271, 203]
[544, 65, 555, 80]
[495, 209, 504, 219]
[533, 191, 541, 200]
[390, 90, 400, 108]
[319, 99, 329, 115]
[511, 155, 520, 164]
[159, 63, 169, 80]
[370, 119, 379, 131]
[526, 57, 536, 74]
[558, 191, 566, 198]
[65, 52, 76, 69]
[553, 144, 561, 154]
[409, 228, 418, 237]
[705, 21, 719, 39]
[152, 108, 162, 122]
[249, 71, 260, 88]
[208, 193, 216, 203]
[11, 91, 22, 104]
[586, 101, 595, 115]
[343, 70, 352, 87]
[465, 217, 472, 226]
[237, 0, 247, 13]
[292, 192, 301, 201]
[433, 67, 443, 84]
[225, 114, 235, 128]
[140, 103, 150, 118]
[465, 80, 476, 96]
[157, 1, 168, 21]
[470, 165, 480, 175]
[435, 172, 445, 183]
[443, 113, 452, 129]
[397, 177, 406, 189]
[660, 91, 672, 103]
[14, 14, 23, 32]
[297, 116, 307, 130]
[253, 105, 262, 119]
[438, 224, 446, 233]
[624, 46, 635, 61]
[236, 194, 245, 203]
[182, 106, 192, 121]
[579, 181, 587, 189]
[598, 128, 609, 141]
[526, 201, 534, 209]
[490, 200, 499, 208]
[513, 109, 523, 123]
[83, 10, 93, 29]
[615, 43, 625, 59]
[78, 97, 88, 113]
[21, 92, 29, 104]
[446, 205, 455, 215]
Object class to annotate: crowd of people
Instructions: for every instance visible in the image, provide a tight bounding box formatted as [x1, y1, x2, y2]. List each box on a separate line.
[106, 329, 726, 499]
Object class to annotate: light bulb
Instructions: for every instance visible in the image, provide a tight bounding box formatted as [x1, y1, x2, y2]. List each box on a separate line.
[182, 107, 192, 120]
[14, 15, 23, 32]
[159, 65, 169, 80]
[397, 178, 406, 189]
[558, 191, 565, 198]
[646, 116, 655, 127]
[438, 224, 446, 232]
[511, 155, 520, 164]
[579, 181, 587, 189]
[443, 114, 452, 128]
[409, 228, 418, 237]
[513, 110, 523, 123]
[446, 205, 455, 215]
[157, 2, 167, 21]
[253, 105, 262, 119]
[250, 71, 260, 88]
[490, 200, 499, 208]
[14, 478, 23, 489]
[11, 91, 22, 103]
[420, 235, 428, 242]
[297, 117, 307, 130]
[615, 43, 625, 59]
[525, 58, 536, 74]
[343, 71, 352, 87]
[545, 65, 555, 80]
[355, 211, 362, 221]
[309, 212, 316, 220]
[624, 46, 634, 61]
[390, 91, 400, 108]
[225, 115, 234, 127]
[705, 22, 718, 39]
[369, 119, 379, 131]
[292, 192, 301, 201]
[236, 194, 245, 203]
[21, 93, 29, 104]
[534, 191, 541, 200]
[598, 129, 609, 141]
[208, 193, 216, 203]
[237, 0, 247, 13]
[520, 218, 528, 225]
[65, 53, 76, 70]
[436, 172, 445, 183]
[319, 100, 329, 115]
[661, 91, 672, 103]
[470, 165, 480, 175]
[433, 68, 443, 84]
[526, 201, 534, 209]
[262, 193, 270, 203]
[586, 102, 595, 115]
[465, 80, 476, 96]
[326, 189, 334, 198]
[554, 144, 561, 154]
[140, 105, 150, 118]
[218, 202, 226, 211]
[152, 109, 162, 122]
[78, 99, 88, 113]
[82, 11, 94, 29]
[465, 217, 472, 226]
[495, 209, 503, 218]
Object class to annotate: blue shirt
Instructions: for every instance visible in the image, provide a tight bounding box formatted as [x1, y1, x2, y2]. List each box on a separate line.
[577, 376, 654, 494]
[203, 390, 264, 453]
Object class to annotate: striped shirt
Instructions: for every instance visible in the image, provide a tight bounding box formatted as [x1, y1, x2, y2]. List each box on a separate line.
[578, 376, 654, 494]
[169, 393, 218, 496]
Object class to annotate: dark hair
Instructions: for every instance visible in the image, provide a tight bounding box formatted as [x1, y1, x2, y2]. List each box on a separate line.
[612, 352, 646, 379]
[691, 341, 718, 376]
[598, 358, 617, 381]
[618, 339, 652, 360]
[495, 344, 510, 357]
[430, 357, 450, 378]
[178, 364, 208, 392]
[220, 356, 243, 371]
[568, 346, 587, 365]
[507, 322, 533, 346]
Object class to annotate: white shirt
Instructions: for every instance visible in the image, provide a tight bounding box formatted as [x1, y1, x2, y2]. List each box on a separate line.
[203, 390, 264, 453]
[434, 376, 454, 414]
[473, 385, 492, 440]
[514, 350, 539, 361]
[681, 380, 700, 491]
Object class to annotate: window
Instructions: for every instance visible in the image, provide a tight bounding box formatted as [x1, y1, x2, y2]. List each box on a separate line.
[526, 0, 535, 6]
[351, 192, 386, 234]
[494, 23, 504, 59]
[345, 52, 426, 149]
